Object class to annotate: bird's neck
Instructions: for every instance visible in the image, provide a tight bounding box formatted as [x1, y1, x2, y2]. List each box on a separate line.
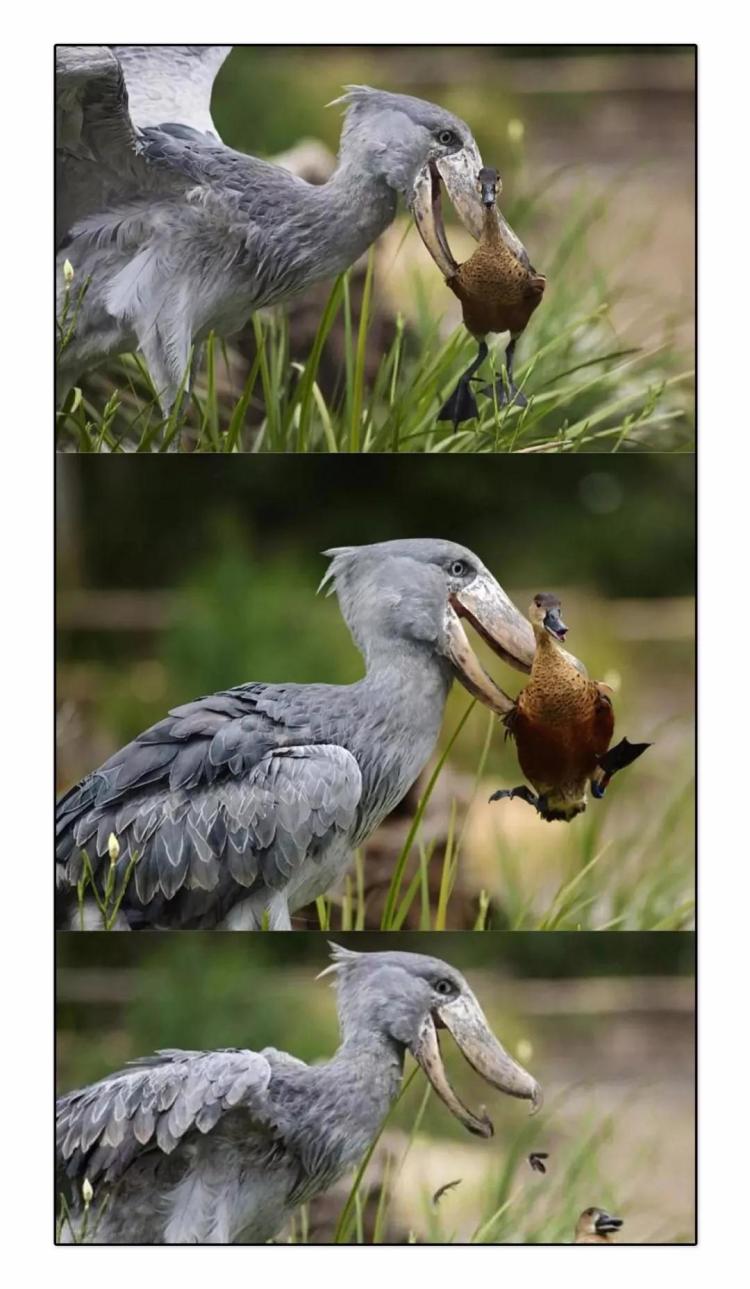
[531, 629, 560, 667]
[276, 1032, 405, 1180]
[359, 645, 454, 745]
[330, 1027, 406, 1116]
[303, 159, 398, 277]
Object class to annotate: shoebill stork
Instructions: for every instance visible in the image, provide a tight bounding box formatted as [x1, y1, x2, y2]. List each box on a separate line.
[56, 537, 571, 930]
[57, 945, 542, 1244]
[55, 45, 487, 415]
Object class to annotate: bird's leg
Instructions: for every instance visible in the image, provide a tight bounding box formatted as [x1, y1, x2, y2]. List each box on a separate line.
[482, 338, 528, 409]
[437, 340, 489, 430]
[591, 738, 651, 798]
[489, 784, 540, 810]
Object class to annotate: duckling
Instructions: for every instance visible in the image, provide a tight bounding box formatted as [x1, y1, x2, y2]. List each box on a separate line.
[436, 167, 546, 429]
[490, 593, 650, 823]
[574, 1207, 624, 1244]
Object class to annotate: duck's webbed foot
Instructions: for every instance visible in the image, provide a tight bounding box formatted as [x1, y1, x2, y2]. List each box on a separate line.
[591, 738, 652, 798]
[489, 785, 539, 810]
[482, 377, 529, 410]
[437, 341, 488, 429]
[437, 379, 480, 429]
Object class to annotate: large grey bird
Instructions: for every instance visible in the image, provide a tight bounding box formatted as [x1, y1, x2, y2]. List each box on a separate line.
[57, 945, 542, 1244]
[56, 45, 487, 413]
[56, 538, 542, 930]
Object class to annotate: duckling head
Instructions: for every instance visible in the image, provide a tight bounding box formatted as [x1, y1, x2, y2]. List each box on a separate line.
[574, 1207, 624, 1243]
[529, 592, 568, 644]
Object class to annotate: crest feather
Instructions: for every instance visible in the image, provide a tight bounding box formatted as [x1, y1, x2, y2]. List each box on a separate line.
[326, 84, 378, 111]
[318, 546, 358, 597]
[316, 941, 363, 979]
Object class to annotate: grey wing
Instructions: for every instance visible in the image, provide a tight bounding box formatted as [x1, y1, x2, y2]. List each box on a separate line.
[56, 45, 232, 244]
[57, 1048, 274, 1185]
[56, 690, 363, 920]
[112, 45, 231, 135]
[56, 46, 152, 242]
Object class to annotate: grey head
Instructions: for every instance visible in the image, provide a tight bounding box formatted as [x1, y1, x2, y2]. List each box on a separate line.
[322, 944, 542, 1135]
[321, 537, 536, 717]
[333, 86, 486, 248]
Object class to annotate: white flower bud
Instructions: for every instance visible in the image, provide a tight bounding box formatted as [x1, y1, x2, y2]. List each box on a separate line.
[63, 259, 75, 284]
[108, 833, 120, 864]
[82, 1177, 93, 1206]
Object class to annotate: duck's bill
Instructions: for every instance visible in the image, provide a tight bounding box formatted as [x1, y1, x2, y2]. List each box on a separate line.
[410, 145, 485, 278]
[410, 997, 542, 1137]
[595, 1212, 624, 1234]
[543, 607, 568, 641]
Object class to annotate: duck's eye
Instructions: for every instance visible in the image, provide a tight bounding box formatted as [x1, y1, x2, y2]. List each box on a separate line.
[434, 978, 454, 996]
[450, 560, 467, 577]
[437, 129, 459, 148]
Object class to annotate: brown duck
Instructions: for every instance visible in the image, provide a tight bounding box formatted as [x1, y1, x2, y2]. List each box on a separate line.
[574, 1207, 624, 1244]
[414, 166, 545, 428]
[491, 593, 650, 823]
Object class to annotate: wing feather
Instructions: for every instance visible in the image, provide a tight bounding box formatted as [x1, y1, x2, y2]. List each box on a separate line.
[112, 45, 231, 136]
[57, 1049, 274, 1184]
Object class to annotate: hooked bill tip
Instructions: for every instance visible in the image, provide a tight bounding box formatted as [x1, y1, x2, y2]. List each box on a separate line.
[529, 1082, 544, 1115]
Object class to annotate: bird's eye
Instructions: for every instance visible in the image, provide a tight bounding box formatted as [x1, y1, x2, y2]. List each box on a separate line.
[450, 560, 467, 577]
[434, 978, 454, 996]
[437, 129, 458, 147]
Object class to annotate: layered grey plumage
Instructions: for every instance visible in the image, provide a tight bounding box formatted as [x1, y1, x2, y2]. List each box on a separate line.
[56, 538, 536, 930]
[56, 45, 483, 411]
[56, 945, 541, 1243]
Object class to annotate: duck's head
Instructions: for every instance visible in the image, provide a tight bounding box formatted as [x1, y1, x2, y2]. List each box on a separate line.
[478, 166, 500, 209]
[529, 592, 568, 644]
[574, 1207, 624, 1243]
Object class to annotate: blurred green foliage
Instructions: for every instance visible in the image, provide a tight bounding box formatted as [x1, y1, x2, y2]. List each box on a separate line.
[59, 454, 694, 599]
[57, 931, 694, 1090]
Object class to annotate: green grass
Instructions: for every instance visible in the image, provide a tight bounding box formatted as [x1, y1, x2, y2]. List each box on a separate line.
[55, 182, 694, 454]
[310, 703, 694, 934]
